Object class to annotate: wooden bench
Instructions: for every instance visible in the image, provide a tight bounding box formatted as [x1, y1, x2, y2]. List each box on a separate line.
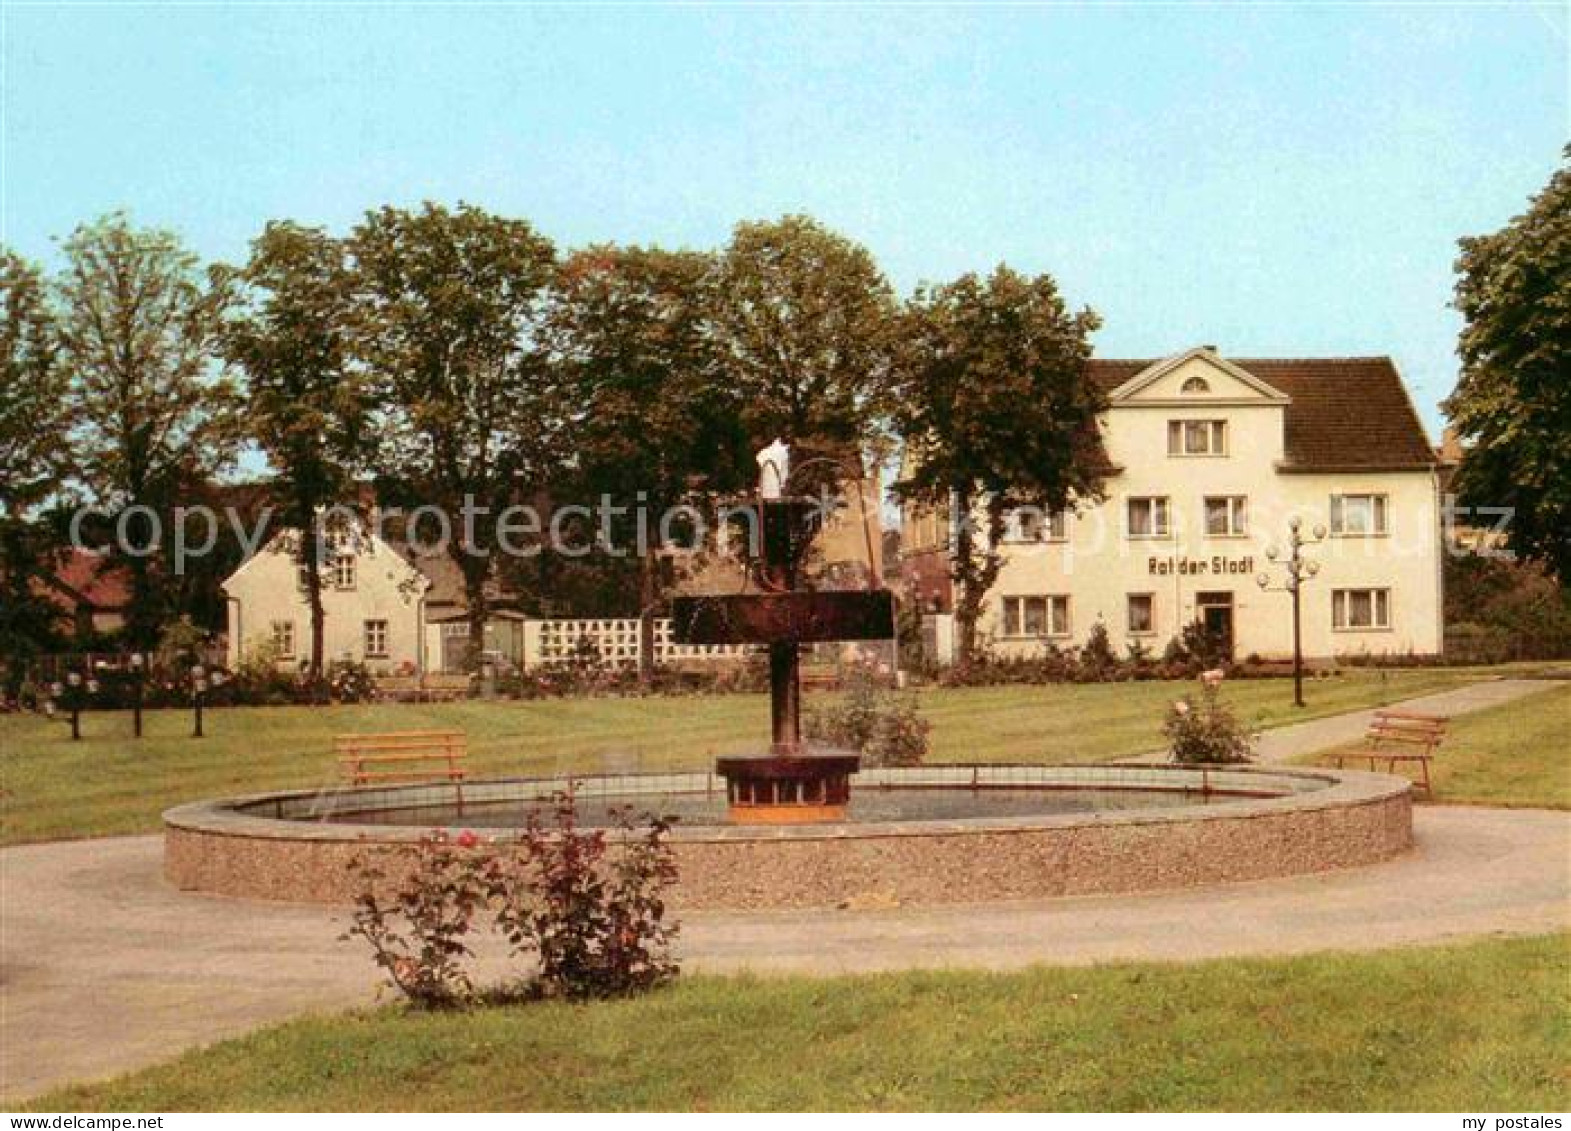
[421, 674, 473, 703]
[371, 673, 474, 703]
[336, 730, 468, 788]
[1333, 709, 1446, 793]
[801, 666, 842, 692]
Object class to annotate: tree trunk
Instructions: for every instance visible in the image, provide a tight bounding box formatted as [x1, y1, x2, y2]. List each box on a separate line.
[638, 548, 659, 685]
[302, 512, 326, 682]
[951, 484, 979, 669]
[949, 486, 1007, 671]
[125, 541, 159, 650]
[458, 550, 489, 676]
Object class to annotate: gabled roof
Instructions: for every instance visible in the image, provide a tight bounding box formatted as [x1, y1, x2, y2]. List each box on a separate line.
[42, 549, 131, 611]
[1088, 354, 1436, 472]
[405, 549, 521, 610]
[1106, 347, 1291, 403]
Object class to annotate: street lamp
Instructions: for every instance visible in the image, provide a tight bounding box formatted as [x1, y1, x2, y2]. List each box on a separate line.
[61, 671, 87, 740]
[129, 652, 146, 738]
[1256, 515, 1327, 709]
[190, 666, 224, 738]
[191, 665, 207, 738]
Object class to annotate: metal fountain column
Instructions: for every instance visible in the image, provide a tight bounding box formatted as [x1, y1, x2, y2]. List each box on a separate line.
[671, 440, 896, 824]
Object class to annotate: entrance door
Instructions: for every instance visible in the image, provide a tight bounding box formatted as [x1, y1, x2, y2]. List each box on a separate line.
[1195, 592, 1235, 661]
[440, 624, 471, 673]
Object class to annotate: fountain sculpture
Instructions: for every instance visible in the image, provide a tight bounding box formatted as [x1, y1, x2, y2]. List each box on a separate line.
[167, 442, 1416, 908]
[670, 441, 895, 824]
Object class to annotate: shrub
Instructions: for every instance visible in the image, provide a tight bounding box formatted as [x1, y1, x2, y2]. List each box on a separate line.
[1162, 678, 1256, 764]
[344, 796, 679, 1007]
[328, 659, 377, 704]
[805, 667, 931, 767]
[493, 794, 680, 1001]
[343, 831, 491, 1009]
[1078, 622, 1117, 679]
[937, 647, 1076, 687]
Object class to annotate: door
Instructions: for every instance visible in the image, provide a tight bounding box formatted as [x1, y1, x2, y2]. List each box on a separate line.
[1195, 592, 1235, 661]
[440, 624, 471, 673]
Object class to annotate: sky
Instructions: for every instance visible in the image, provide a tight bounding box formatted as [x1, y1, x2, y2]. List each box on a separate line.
[3, 1, 1566, 438]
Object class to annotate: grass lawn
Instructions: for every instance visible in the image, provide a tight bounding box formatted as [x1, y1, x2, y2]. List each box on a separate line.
[0, 668, 1495, 845]
[1301, 682, 1571, 809]
[30, 933, 1569, 1112]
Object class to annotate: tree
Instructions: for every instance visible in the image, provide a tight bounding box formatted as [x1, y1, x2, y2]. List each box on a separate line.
[1444, 149, 1571, 582]
[892, 266, 1106, 667]
[56, 213, 239, 647]
[0, 249, 68, 693]
[712, 214, 897, 479]
[548, 244, 752, 679]
[348, 203, 559, 667]
[215, 221, 369, 677]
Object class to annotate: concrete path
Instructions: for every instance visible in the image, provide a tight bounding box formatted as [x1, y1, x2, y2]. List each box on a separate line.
[1250, 677, 1560, 763]
[4, 804, 1568, 1103]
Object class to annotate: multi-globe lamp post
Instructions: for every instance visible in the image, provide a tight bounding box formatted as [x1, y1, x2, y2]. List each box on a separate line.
[47, 669, 99, 740]
[1256, 516, 1326, 710]
[190, 664, 225, 738]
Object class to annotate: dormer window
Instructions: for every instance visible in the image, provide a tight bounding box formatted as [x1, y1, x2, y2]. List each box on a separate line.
[1181, 375, 1211, 394]
[1167, 419, 1228, 456]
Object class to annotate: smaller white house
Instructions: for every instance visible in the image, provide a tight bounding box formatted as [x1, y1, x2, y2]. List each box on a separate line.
[223, 530, 526, 674]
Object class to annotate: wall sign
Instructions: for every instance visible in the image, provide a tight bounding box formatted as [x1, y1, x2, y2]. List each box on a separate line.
[1148, 555, 1256, 577]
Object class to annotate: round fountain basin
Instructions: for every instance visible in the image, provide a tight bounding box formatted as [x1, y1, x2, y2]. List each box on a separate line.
[164, 763, 1413, 909]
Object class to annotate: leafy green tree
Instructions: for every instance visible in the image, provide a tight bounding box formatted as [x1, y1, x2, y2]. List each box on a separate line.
[712, 214, 897, 476]
[1444, 150, 1571, 582]
[215, 222, 369, 677]
[0, 249, 69, 692]
[892, 266, 1106, 667]
[348, 204, 559, 666]
[548, 244, 751, 679]
[55, 213, 239, 647]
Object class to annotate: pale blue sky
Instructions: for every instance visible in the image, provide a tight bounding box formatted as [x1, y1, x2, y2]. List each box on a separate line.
[4, 1, 1566, 434]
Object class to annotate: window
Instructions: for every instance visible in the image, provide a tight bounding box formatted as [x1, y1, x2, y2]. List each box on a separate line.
[1167, 419, 1228, 456]
[270, 620, 295, 658]
[1204, 495, 1249, 537]
[1127, 593, 1155, 635]
[1004, 507, 1068, 543]
[363, 618, 389, 657]
[1126, 496, 1171, 538]
[1332, 589, 1391, 631]
[1001, 595, 1070, 638]
[1330, 494, 1389, 536]
[331, 555, 357, 589]
[1181, 375, 1211, 394]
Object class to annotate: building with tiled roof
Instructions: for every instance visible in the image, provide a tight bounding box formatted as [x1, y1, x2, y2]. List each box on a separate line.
[898, 346, 1445, 662]
[222, 527, 526, 675]
[34, 548, 133, 639]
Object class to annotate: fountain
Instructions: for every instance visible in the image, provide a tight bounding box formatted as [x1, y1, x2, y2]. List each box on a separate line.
[669, 440, 894, 824]
[164, 442, 1416, 910]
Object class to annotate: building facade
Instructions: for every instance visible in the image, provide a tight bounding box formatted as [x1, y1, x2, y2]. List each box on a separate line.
[901, 348, 1445, 662]
[223, 531, 526, 673]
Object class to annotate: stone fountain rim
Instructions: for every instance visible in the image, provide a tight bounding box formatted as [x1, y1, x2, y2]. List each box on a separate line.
[162, 763, 1410, 846]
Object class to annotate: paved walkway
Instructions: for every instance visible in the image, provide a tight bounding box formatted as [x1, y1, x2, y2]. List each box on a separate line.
[4, 805, 1567, 1103]
[1250, 678, 1558, 763]
[2, 677, 1564, 1103]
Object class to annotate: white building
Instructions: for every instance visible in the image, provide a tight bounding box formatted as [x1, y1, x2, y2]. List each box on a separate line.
[223, 531, 526, 673]
[903, 347, 1445, 662]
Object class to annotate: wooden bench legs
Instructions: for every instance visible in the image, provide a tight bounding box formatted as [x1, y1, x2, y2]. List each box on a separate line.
[1333, 748, 1434, 794]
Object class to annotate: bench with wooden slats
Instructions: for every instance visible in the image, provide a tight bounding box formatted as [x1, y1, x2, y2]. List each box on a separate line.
[335, 730, 467, 787]
[371, 674, 474, 703]
[1332, 709, 1446, 793]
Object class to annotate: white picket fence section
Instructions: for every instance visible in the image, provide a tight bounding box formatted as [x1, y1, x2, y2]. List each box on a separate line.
[522, 617, 757, 670]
